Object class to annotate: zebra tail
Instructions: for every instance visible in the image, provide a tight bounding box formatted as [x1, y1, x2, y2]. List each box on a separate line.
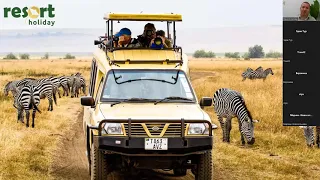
[31, 94, 41, 114]
[53, 87, 57, 106]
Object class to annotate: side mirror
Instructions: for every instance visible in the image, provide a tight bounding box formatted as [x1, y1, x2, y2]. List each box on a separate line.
[94, 40, 102, 45]
[200, 97, 212, 107]
[81, 96, 95, 106]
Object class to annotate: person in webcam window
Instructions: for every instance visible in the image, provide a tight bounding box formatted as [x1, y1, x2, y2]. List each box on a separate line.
[298, 2, 316, 21]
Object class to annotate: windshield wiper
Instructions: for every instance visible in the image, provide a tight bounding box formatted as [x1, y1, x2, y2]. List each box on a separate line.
[116, 78, 176, 85]
[110, 98, 154, 107]
[154, 96, 193, 105]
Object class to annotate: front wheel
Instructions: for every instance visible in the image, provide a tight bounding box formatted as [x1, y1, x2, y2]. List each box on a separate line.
[90, 143, 109, 180]
[195, 150, 213, 180]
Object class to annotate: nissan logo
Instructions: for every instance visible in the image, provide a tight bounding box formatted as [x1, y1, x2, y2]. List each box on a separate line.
[152, 126, 160, 131]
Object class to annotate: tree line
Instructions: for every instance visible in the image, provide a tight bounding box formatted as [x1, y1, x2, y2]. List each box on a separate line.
[1, 53, 76, 60]
[193, 45, 282, 59]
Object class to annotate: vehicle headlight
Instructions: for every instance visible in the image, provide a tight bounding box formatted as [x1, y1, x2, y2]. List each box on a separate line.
[102, 123, 123, 135]
[188, 123, 209, 135]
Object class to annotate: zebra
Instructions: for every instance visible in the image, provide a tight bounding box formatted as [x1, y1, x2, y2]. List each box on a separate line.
[241, 67, 254, 81]
[57, 76, 70, 96]
[299, 126, 320, 148]
[71, 76, 82, 98]
[3, 78, 36, 97]
[242, 68, 274, 81]
[16, 78, 57, 111]
[213, 88, 259, 145]
[13, 84, 41, 128]
[47, 76, 62, 98]
[74, 72, 86, 94]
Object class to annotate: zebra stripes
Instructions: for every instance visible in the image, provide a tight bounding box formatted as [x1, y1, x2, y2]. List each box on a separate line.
[13, 84, 41, 128]
[213, 88, 259, 145]
[17, 78, 57, 111]
[3, 78, 36, 97]
[70, 73, 86, 98]
[242, 67, 274, 81]
[299, 126, 320, 148]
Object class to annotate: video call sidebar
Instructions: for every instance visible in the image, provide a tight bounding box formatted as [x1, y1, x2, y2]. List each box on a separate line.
[283, 21, 320, 126]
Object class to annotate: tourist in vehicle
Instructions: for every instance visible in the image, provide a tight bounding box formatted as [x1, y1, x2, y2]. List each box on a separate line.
[149, 30, 172, 48]
[114, 28, 141, 48]
[137, 23, 156, 47]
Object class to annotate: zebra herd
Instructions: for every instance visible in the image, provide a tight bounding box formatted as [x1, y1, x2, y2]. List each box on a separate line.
[241, 66, 274, 81]
[3, 73, 86, 128]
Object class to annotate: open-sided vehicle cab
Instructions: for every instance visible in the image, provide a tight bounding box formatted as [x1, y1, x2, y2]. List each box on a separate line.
[81, 13, 215, 180]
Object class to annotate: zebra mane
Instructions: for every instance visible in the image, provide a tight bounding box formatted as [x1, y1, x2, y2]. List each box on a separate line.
[241, 100, 253, 120]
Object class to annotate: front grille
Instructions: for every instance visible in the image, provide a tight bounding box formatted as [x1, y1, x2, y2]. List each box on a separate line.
[123, 123, 188, 137]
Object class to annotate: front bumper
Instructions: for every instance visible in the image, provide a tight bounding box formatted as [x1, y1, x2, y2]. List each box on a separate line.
[89, 118, 213, 156]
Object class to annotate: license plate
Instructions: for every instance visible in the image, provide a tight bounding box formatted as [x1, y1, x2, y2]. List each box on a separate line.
[145, 138, 168, 150]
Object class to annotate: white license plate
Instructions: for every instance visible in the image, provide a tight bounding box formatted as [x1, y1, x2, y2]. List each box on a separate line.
[145, 138, 168, 150]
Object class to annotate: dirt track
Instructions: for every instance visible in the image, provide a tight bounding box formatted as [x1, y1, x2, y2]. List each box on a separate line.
[50, 110, 196, 180]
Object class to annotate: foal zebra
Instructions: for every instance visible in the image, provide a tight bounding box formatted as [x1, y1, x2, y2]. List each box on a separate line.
[299, 126, 320, 148]
[13, 84, 41, 128]
[213, 88, 259, 145]
[17, 78, 57, 111]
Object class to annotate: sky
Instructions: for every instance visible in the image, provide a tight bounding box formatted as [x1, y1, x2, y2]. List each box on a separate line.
[0, 0, 283, 53]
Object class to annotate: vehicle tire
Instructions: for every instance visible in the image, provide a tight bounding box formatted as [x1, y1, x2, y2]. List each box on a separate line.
[195, 150, 213, 180]
[90, 143, 109, 180]
[173, 168, 187, 176]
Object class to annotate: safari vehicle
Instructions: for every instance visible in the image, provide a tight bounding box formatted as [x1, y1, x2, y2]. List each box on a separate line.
[81, 13, 216, 180]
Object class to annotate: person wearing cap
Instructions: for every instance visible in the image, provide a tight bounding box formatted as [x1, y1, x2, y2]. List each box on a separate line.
[137, 23, 156, 47]
[298, 2, 316, 21]
[114, 28, 141, 48]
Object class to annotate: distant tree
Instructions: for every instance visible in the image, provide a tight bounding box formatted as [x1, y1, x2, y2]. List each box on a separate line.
[205, 51, 216, 58]
[3, 53, 18, 59]
[193, 50, 215, 58]
[41, 52, 49, 59]
[248, 45, 265, 58]
[64, 53, 75, 59]
[265, 51, 282, 58]
[225, 52, 240, 58]
[19, 53, 30, 59]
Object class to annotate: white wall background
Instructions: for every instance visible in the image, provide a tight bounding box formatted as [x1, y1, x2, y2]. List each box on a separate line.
[283, 0, 314, 17]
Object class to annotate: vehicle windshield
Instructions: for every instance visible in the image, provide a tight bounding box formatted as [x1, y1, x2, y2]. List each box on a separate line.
[101, 69, 195, 101]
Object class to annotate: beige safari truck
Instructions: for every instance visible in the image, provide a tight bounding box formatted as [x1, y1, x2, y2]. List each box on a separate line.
[80, 13, 216, 180]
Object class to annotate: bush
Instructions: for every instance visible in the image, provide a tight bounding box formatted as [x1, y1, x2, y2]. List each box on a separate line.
[41, 52, 49, 59]
[242, 52, 250, 60]
[19, 53, 30, 59]
[193, 50, 216, 58]
[3, 53, 18, 59]
[265, 51, 282, 58]
[64, 53, 75, 59]
[225, 52, 240, 58]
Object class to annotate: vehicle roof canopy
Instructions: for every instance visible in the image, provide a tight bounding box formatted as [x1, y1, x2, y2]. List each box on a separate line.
[103, 13, 182, 21]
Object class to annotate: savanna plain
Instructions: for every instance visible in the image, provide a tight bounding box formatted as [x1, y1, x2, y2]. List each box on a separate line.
[0, 58, 319, 180]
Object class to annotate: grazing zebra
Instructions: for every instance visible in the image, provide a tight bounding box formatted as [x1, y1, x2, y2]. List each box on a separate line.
[74, 72, 86, 94]
[57, 76, 70, 96]
[71, 76, 82, 98]
[213, 88, 259, 145]
[17, 78, 57, 111]
[47, 76, 62, 98]
[3, 78, 36, 97]
[299, 126, 320, 148]
[13, 84, 41, 128]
